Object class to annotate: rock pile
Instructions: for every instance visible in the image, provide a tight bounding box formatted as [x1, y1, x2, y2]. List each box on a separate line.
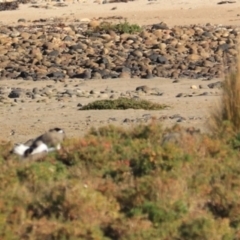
[0, 1, 18, 11]
[0, 20, 239, 80]
[17, 0, 32, 4]
[0, 0, 37, 11]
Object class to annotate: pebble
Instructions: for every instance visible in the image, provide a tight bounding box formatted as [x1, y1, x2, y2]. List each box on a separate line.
[207, 81, 223, 89]
[0, 19, 227, 139]
[190, 85, 198, 89]
[135, 85, 150, 93]
[0, 21, 238, 80]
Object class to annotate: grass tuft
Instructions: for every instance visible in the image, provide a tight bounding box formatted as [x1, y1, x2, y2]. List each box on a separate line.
[210, 55, 240, 136]
[80, 97, 167, 110]
[91, 20, 142, 34]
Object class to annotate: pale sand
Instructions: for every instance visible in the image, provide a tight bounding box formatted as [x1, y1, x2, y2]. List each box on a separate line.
[0, 0, 240, 26]
[0, 78, 221, 143]
[0, 0, 230, 143]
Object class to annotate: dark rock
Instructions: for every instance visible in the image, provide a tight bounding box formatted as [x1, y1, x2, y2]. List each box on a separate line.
[83, 69, 92, 79]
[123, 118, 131, 123]
[203, 31, 213, 38]
[0, 1, 18, 11]
[48, 50, 59, 57]
[218, 43, 229, 51]
[97, 57, 109, 64]
[169, 114, 183, 119]
[149, 53, 159, 62]
[17, 71, 29, 79]
[71, 73, 85, 78]
[152, 22, 169, 30]
[207, 81, 223, 89]
[199, 92, 209, 96]
[63, 36, 73, 41]
[18, 18, 26, 23]
[47, 71, 65, 79]
[145, 73, 154, 79]
[158, 55, 168, 64]
[149, 54, 167, 64]
[8, 89, 22, 98]
[176, 117, 186, 122]
[136, 85, 150, 93]
[32, 88, 40, 94]
[70, 44, 87, 51]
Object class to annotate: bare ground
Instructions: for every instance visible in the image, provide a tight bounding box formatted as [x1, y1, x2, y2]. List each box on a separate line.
[0, 78, 221, 143]
[0, 0, 229, 143]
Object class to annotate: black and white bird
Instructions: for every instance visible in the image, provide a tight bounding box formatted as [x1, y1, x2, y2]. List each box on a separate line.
[12, 127, 66, 158]
[37, 127, 65, 150]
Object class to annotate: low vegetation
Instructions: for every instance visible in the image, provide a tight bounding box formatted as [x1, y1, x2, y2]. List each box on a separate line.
[1, 59, 240, 239]
[0, 121, 239, 239]
[80, 97, 167, 110]
[210, 60, 240, 136]
[90, 21, 142, 34]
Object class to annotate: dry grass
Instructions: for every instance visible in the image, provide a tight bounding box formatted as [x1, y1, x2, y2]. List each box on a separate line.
[0, 121, 239, 239]
[210, 54, 240, 136]
[2, 57, 240, 239]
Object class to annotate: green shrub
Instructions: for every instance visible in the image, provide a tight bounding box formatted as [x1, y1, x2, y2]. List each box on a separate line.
[1, 110, 240, 239]
[180, 218, 213, 239]
[92, 21, 142, 34]
[131, 200, 188, 225]
[80, 98, 167, 110]
[17, 161, 68, 184]
[179, 217, 233, 240]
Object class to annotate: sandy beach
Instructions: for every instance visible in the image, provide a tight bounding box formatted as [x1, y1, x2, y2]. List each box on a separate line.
[1, 0, 240, 26]
[0, 0, 233, 143]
